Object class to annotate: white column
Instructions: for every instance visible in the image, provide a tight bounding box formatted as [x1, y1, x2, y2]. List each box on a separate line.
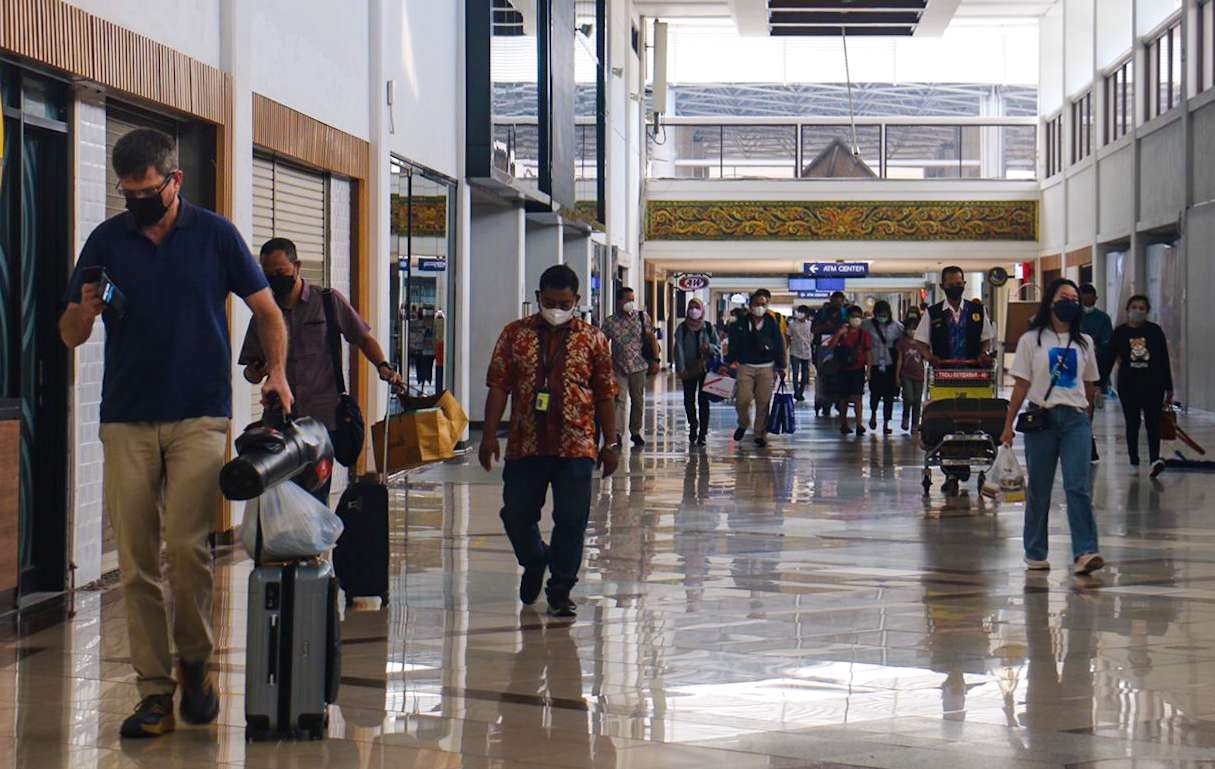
[467, 204, 526, 423]
[563, 229, 595, 318]
[222, 0, 255, 527]
[369, 0, 391, 424]
[525, 218, 565, 296]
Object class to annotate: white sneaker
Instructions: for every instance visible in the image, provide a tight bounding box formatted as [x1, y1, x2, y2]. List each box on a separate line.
[1024, 557, 1051, 571]
[1074, 553, 1106, 575]
[1150, 459, 1166, 479]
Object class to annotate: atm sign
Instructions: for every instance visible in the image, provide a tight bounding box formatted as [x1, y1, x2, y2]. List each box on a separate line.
[674, 273, 711, 291]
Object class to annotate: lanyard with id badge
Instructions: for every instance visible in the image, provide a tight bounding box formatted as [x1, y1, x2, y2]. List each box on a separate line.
[535, 325, 569, 418]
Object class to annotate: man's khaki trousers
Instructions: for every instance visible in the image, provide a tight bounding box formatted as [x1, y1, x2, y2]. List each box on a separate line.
[100, 417, 227, 697]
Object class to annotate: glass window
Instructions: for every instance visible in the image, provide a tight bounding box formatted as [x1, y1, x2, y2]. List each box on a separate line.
[1202, 0, 1214, 94]
[885, 125, 962, 179]
[389, 159, 457, 397]
[1044, 114, 1063, 178]
[491, 0, 540, 187]
[574, 0, 604, 226]
[1071, 91, 1092, 164]
[1104, 58, 1132, 144]
[1147, 20, 1182, 119]
[800, 125, 881, 178]
[720, 125, 796, 178]
[648, 124, 723, 178]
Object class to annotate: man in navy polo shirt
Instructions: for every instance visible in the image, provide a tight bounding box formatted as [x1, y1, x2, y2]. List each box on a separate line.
[60, 129, 292, 739]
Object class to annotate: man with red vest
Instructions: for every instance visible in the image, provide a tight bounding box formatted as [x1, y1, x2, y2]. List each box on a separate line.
[913, 266, 995, 365]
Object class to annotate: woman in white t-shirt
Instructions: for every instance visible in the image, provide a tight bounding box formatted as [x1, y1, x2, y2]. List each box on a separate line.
[1000, 278, 1104, 576]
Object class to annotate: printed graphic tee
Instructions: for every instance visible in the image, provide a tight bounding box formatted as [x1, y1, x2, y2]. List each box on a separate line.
[1011, 328, 1099, 410]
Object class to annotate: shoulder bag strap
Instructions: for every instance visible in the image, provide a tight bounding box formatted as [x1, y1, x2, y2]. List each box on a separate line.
[321, 289, 348, 395]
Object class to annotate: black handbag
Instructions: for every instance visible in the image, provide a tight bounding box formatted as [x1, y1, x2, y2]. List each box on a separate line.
[321, 289, 366, 467]
[1015, 336, 1071, 434]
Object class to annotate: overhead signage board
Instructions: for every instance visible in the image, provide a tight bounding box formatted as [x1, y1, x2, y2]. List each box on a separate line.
[417, 258, 447, 272]
[789, 276, 847, 292]
[673, 272, 712, 291]
[803, 262, 869, 278]
[796, 290, 833, 299]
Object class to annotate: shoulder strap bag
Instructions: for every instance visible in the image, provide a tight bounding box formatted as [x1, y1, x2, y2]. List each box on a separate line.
[1015, 334, 1072, 434]
[322, 289, 367, 467]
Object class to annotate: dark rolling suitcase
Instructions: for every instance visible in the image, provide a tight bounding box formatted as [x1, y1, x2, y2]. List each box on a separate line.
[246, 558, 341, 741]
[333, 478, 390, 604]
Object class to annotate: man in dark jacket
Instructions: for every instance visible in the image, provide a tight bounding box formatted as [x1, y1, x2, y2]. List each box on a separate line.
[720, 291, 786, 447]
[913, 266, 995, 364]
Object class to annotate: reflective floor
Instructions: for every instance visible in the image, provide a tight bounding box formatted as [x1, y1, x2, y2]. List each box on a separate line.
[6, 376, 1215, 768]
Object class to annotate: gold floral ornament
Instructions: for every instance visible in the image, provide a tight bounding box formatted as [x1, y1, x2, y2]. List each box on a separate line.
[645, 200, 1037, 242]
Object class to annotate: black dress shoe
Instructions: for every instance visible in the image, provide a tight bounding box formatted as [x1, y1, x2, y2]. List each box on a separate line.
[520, 555, 547, 605]
[733, 427, 746, 441]
[631, 434, 646, 448]
[754, 437, 768, 448]
[696, 434, 707, 447]
[546, 595, 577, 618]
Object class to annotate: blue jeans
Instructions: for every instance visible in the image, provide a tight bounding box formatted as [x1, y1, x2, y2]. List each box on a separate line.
[1022, 406, 1099, 561]
[500, 457, 595, 598]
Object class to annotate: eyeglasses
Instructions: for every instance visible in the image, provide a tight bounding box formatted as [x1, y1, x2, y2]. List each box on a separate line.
[117, 170, 179, 200]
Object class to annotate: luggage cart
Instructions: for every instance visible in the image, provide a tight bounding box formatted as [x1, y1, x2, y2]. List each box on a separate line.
[919, 360, 1008, 496]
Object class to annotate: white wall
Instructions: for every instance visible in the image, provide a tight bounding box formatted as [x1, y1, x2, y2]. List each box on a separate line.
[250, 0, 371, 140]
[66, 0, 222, 68]
[1096, 0, 1133, 67]
[69, 93, 109, 586]
[1136, 0, 1182, 35]
[385, 0, 461, 178]
[1040, 8, 1065, 115]
[1065, 0, 1095, 97]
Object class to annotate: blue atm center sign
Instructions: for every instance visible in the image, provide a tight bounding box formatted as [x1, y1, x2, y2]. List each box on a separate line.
[804, 262, 869, 278]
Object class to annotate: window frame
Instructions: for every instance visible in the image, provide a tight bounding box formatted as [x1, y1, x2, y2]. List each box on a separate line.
[1070, 91, 1093, 165]
[1146, 18, 1183, 120]
[1044, 112, 1064, 178]
[1103, 57, 1133, 145]
[1200, 0, 1214, 94]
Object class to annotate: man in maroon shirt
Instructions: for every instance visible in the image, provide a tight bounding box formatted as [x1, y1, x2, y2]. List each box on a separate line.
[240, 237, 402, 501]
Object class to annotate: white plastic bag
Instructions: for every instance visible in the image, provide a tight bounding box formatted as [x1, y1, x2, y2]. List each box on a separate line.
[983, 446, 1026, 503]
[241, 481, 344, 561]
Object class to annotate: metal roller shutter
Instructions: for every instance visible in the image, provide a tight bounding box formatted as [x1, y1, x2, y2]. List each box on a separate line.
[105, 109, 179, 218]
[249, 154, 330, 423]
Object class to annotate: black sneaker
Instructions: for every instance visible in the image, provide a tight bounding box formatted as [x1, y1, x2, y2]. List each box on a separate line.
[547, 595, 577, 618]
[754, 437, 767, 448]
[178, 659, 219, 725]
[856, 426, 867, 436]
[733, 427, 746, 441]
[121, 694, 176, 739]
[520, 552, 548, 605]
[696, 433, 707, 447]
[631, 434, 646, 448]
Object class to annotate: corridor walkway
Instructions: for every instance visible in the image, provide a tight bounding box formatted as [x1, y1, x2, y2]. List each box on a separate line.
[5, 376, 1215, 769]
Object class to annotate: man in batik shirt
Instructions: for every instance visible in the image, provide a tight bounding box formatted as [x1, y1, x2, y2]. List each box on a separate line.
[479, 265, 618, 618]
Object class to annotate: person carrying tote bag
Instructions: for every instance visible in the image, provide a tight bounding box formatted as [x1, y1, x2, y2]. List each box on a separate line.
[1000, 278, 1105, 576]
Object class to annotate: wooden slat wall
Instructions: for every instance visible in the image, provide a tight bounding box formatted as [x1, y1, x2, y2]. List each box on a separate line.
[252, 94, 369, 180]
[1041, 253, 1063, 271]
[0, 0, 227, 124]
[1066, 246, 1093, 268]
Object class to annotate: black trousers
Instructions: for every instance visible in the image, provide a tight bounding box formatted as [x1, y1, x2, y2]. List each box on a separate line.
[790, 356, 812, 399]
[1120, 385, 1165, 463]
[682, 374, 711, 437]
[500, 457, 595, 598]
[869, 366, 897, 422]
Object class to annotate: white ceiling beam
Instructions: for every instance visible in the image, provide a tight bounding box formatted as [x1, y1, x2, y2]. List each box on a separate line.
[914, 0, 962, 36]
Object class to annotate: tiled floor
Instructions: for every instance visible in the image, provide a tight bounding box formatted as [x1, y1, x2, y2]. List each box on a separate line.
[6, 377, 1215, 768]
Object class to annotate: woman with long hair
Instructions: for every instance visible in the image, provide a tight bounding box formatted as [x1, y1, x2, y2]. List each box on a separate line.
[863, 300, 903, 435]
[1111, 294, 1173, 477]
[1000, 278, 1104, 575]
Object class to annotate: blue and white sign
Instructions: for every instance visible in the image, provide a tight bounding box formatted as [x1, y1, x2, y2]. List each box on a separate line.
[417, 258, 447, 272]
[804, 262, 869, 278]
[796, 290, 833, 299]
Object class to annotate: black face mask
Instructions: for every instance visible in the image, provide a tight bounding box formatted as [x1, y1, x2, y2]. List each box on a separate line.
[1052, 299, 1081, 323]
[126, 191, 171, 228]
[943, 285, 965, 302]
[268, 274, 297, 301]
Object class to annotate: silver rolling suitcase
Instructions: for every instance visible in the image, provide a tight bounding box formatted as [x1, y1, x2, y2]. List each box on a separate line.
[245, 519, 341, 740]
